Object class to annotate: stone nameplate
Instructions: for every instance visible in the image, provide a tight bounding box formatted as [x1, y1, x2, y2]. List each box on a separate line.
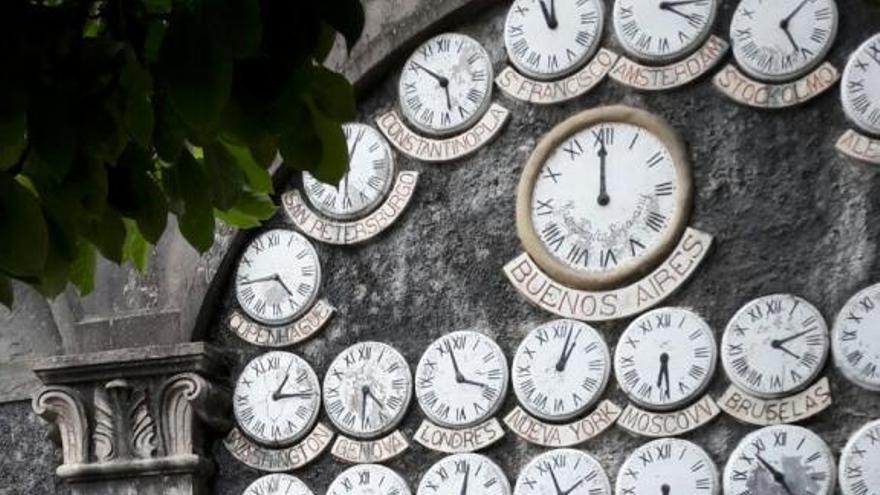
[283, 172, 418, 245]
[495, 49, 618, 105]
[331, 430, 409, 464]
[503, 401, 621, 448]
[713, 62, 839, 109]
[414, 418, 505, 454]
[616, 395, 720, 438]
[376, 104, 509, 163]
[836, 129, 880, 164]
[224, 424, 334, 472]
[505, 228, 712, 322]
[719, 377, 832, 426]
[610, 36, 728, 91]
[226, 300, 335, 348]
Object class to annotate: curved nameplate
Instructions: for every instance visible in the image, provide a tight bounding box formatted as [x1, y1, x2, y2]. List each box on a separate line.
[224, 424, 334, 472]
[616, 395, 720, 438]
[718, 378, 833, 426]
[837, 129, 880, 164]
[331, 430, 409, 464]
[227, 300, 335, 348]
[713, 62, 839, 109]
[414, 418, 505, 454]
[495, 49, 618, 104]
[503, 402, 621, 447]
[610, 36, 728, 91]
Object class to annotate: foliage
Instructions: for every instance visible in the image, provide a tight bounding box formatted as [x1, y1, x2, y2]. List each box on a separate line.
[0, 0, 364, 308]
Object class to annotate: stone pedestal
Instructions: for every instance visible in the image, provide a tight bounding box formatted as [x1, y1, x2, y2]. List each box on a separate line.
[30, 343, 231, 495]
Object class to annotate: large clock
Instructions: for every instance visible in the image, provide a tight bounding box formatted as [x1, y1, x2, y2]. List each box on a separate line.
[514, 449, 611, 495]
[841, 34, 880, 137]
[839, 419, 880, 495]
[243, 474, 314, 495]
[729, 0, 839, 83]
[417, 453, 511, 495]
[616, 438, 719, 495]
[516, 105, 692, 290]
[328, 464, 412, 495]
[613, 0, 718, 63]
[832, 283, 880, 391]
[503, 0, 605, 81]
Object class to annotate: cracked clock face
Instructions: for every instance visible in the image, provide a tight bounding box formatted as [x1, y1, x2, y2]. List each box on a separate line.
[415, 331, 509, 429]
[616, 438, 719, 495]
[613, 0, 718, 63]
[723, 424, 835, 495]
[614, 307, 717, 411]
[503, 0, 605, 81]
[417, 453, 512, 495]
[233, 351, 321, 447]
[323, 341, 413, 439]
[839, 419, 880, 495]
[729, 0, 838, 83]
[832, 283, 880, 391]
[512, 319, 611, 422]
[721, 294, 829, 399]
[841, 34, 880, 136]
[514, 449, 611, 495]
[243, 474, 314, 495]
[328, 464, 412, 495]
[235, 229, 321, 325]
[398, 33, 493, 137]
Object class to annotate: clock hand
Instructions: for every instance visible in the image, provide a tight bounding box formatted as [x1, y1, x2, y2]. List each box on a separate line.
[411, 61, 450, 87]
[548, 465, 565, 495]
[561, 478, 585, 495]
[657, 353, 671, 399]
[442, 84, 452, 111]
[273, 391, 314, 400]
[781, 0, 811, 26]
[271, 373, 290, 401]
[549, 0, 558, 28]
[659, 0, 705, 7]
[360, 386, 369, 429]
[596, 134, 610, 206]
[556, 327, 574, 372]
[538, 0, 558, 29]
[445, 341, 468, 383]
[781, 25, 800, 53]
[272, 274, 295, 297]
[755, 453, 795, 495]
[364, 386, 385, 409]
[770, 341, 802, 359]
[459, 462, 470, 495]
[661, 484, 670, 495]
[659, 4, 700, 24]
[239, 275, 279, 285]
[772, 328, 815, 346]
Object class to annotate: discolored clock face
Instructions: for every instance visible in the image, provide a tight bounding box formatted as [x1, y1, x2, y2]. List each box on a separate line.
[327, 464, 412, 495]
[832, 283, 880, 391]
[243, 474, 314, 495]
[514, 449, 611, 495]
[613, 0, 718, 63]
[417, 454, 511, 495]
[841, 34, 880, 136]
[616, 438, 719, 495]
[839, 419, 880, 495]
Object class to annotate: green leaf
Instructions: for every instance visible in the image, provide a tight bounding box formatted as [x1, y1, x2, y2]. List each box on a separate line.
[304, 99, 349, 184]
[0, 175, 49, 277]
[210, 0, 261, 58]
[315, 22, 337, 62]
[0, 274, 12, 309]
[144, 19, 167, 65]
[82, 207, 127, 264]
[214, 190, 276, 228]
[319, 0, 364, 52]
[120, 49, 154, 147]
[219, 137, 273, 193]
[122, 219, 150, 271]
[27, 93, 76, 179]
[165, 151, 215, 252]
[204, 141, 246, 210]
[154, 93, 187, 162]
[309, 65, 356, 122]
[0, 95, 27, 170]
[142, 0, 172, 14]
[110, 145, 168, 243]
[69, 241, 96, 296]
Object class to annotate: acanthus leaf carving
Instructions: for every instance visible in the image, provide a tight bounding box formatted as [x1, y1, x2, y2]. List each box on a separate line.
[92, 386, 115, 462]
[32, 386, 89, 467]
[128, 388, 157, 459]
[159, 372, 231, 457]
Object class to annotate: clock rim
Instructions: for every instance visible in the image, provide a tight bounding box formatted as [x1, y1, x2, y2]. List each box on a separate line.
[838, 418, 880, 495]
[841, 33, 880, 137]
[330, 464, 413, 495]
[515, 448, 611, 495]
[244, 474, 314, 495]
[397, 32, 495, 138]
[418, 453, 511, 495]
[615, 438, 719, 495]
[516, 105, 693, 291]
[831, 283, 880, 392]
[611, 0, 719, 65]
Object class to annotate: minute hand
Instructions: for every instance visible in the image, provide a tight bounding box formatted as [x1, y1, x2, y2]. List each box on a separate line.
[773, 328, 815, 346]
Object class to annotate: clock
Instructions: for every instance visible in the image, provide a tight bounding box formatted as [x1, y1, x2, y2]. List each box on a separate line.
[516, 105, 692, 290]
[327, 464, 412, 495]
[503, 0, 605, 81]
[511, 319, 611, 422]
[233, 351, 321, 447]
[417, 453, 511, 495]
[723, 424, 836, 495]
[243, 474, 314, 495]
[841, 34, 880, 136]
[398, 33, 494, 137]
[729, 0, 839, 83]
[613, 0, 718, 63]
[235, 229, 322, 325]
[721, 294, 829, 399]
[323, 341, 413, 439]
[302, 123, 396, 220]
[839, 419, 880, 495]
[514, 448, 611, 495]
[615, 438, 719, 495]
[831, 283, 880, 391]
[415, 331, 509, 429]
[614, 307, 717, 411]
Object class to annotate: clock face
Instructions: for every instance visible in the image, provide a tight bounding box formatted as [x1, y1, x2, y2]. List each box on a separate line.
[729, 0, 838, 83]
[614, 307, 717, 411]
[398, 33, 493, 137]
[514, 449, 611, 495]
[243, 474, 314, 495]
[233, 351, 321, 447]
[235, 229, 321, 325]
[503, 0, 605, 81]
[616, 438, 719, 495]
[723, 425, 836, 495]
[841, 34, 880, 136]
[417, 453, 512, 495]
[415, 331, 509, 429]
[832, 283, 880, 391]
[323, 341, 413, 439]
[721, 294, 829, 399]
[613, 0, 718, 63]
[303, 123, 396, 220]
[328, 464, 412, 495]
[518, 107, 692, 290]
[839, 419, 880, 495]
[512, 319, 611, 422]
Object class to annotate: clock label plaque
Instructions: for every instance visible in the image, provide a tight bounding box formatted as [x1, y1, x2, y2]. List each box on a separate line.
[495, 49, 618, 105]
[616, 395, 720, 438]
[837, 34, 880, 165]
[504, 402, 621, 448]
[226, 300, 335, 348]
[224, 424, 334, 472]
[718, 377, 832, 426]
[836, 129, 880, 165]
[414, 417, 505, 454]
[714, 62, 839, 109]
[610, 36, 728, 91]
[330, 431, 409, 465]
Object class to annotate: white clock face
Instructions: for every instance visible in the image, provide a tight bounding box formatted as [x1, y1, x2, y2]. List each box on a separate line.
[721, 294, 829, 399]
[303, 124, 395, 220]
[730, 0, 838, 83]
[328, 464, 412, 495]
[415, 331, 509, 429]
[614, 307, 717, 411]
[512, 319, 611, 422]
[839, 419, 880, 495]
[723, 425, 836, 495]
[613, 0, 718, 63]
[503, 0, 604, 81]
[616, 438, 719, 495]
[233, 351, 321, 447]
[514, 449, 611, 495]
[243, 474, 314, 495]
[417, 453, 512, 495]
[832, 283, 880, 391]
[398, 33, 493, 137]
[323, 341, 413, 439]
[235, 229, 321, 325]
[841, 34, 880, 136]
